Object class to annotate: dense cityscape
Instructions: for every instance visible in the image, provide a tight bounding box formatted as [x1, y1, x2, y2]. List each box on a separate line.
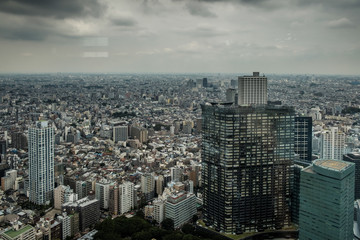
[0, 72, 360, 239]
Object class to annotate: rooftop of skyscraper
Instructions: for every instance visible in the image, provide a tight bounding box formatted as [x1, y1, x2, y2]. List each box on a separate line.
[314, 159, 351, 172]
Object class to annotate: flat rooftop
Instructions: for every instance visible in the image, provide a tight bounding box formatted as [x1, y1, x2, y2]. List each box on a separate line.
[314, 159, 351, 172]
[3, 225, 33, 239]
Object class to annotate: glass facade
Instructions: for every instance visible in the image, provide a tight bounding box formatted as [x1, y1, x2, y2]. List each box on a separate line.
[294, 117, 312, 163]
[201, 104, 294, 234]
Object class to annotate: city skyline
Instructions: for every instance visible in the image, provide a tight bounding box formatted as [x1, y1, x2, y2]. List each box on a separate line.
[0, 0, 359, 74]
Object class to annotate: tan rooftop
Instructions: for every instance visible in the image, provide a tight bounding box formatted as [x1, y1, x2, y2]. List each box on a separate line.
[315, 159, 350, 171]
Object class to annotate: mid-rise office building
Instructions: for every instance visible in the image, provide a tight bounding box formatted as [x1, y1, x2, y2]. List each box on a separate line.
[28, 121, 54, 205]
[54, 185, 77, 210]
[165, 192, 196, 229]
[343, 152, 360, 200]
[1, 169, 17, 191]
[294, 117, 312, 163]
[238, 72, 267, 106]
[299, 159, 354, 240]
[320, 127, 345, 161]
[202, 103, 294, 234]
[1, 225, 36, 240]
[153, 199, 165, 224]
[11, 132, 27, 150]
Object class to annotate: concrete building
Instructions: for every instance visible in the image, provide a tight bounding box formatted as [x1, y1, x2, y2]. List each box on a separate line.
[170, 167, 183, 183]
[1, 225, 36, 240]
[95, 182, 110, 210]
[321, 127, 345, 161]
[54, 185, 78, 210]
[62, 197, 100, 232]
[119, 181, 135, 214]
[109, 186, 119, 215]
[113, 125, 128, 142]
[165, 192, 196, 229]
[156, 175, 164, 196]
[141, 173, 155, 202]
[299, 159, 355, 240]
[153, 199, 165, 224]
[131, 126, 148, 143]
[28, 121, 54, 205]
[1, 169, 17, 191]
[238, 72, 267, 106]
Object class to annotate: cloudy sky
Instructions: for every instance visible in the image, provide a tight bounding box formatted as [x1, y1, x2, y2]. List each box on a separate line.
[0, 0, 359, 74]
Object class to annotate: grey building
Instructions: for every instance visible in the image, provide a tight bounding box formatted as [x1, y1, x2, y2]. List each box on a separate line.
[343, 152, 360, 200]
[238, 72, 267, 106]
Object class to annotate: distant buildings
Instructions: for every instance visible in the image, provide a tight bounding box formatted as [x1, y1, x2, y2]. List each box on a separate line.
[165, 192, 196, 229]
[299, 159, 354, 240]
[320, 127, 345, 160]
[202, 103, 294, 234]
[131, 126, 148, 143]
[238, 72, 267, 106]
[28, 121, 54, 205]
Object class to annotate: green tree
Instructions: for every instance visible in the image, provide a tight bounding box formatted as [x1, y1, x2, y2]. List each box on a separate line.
[162, 218, 174, 231]
[182, 224, 194, 235]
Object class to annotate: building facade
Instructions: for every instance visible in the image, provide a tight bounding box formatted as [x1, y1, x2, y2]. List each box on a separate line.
[28, 121, 54, 205]
[165, 192, 196, 229]
[320, 127, 345, 161]
[201, 103, 294, 234]
[294, 117, 312, 163]
[343, 152, 360, 200]
[238, 72, 267, 106]
[299, 159, 354, 240]
[119, 181, 135, 214]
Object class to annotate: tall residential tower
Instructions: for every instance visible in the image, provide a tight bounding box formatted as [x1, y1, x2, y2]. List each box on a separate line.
[28, 121, 54, 205]
[238, 72, 267, 106]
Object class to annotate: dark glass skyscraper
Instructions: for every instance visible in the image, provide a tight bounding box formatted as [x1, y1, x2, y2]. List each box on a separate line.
[201, 103, 294, 234]
[294, 117, 312, 163]
[343, 152, 360, 200]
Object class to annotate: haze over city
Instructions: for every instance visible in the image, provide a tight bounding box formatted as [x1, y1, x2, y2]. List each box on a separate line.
[0, 0, 359, 74]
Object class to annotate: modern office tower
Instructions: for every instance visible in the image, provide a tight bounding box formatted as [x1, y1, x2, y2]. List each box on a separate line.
[62, 197, 100, 232]
[119, 181, 135, 214]
[1, 225, 36, 240]
[109, 186, 119, 215]
[156, 175, 164, 196]
[170, 167, 183, 182]
[153, 199, 165, 223]
[11, 132, 28, 150]
[238, 72, 267, 106]
[201, 103, 295, 234]
[165, 192, 197, 229]
[294, 117, 312, 163]
[95, 182, 110, 209]
[1, 169, 17, 191]
[131, 126, 148, 143]
[226, 88, 237, 103]
[291, 161, 310, 225]
[299, 159, 355, 240]
[113, 126, 128, 142]
[320, 127, 345, 160]
[343, 152, 360, 200]
[28, 121, 54, 205]
[141, 173, 155, 202]
[54, 185, 78, 210]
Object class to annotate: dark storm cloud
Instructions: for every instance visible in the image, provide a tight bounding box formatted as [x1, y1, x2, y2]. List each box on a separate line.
[111, 17, 137, 27]
[0, 0, 106, 19]
[185, 1, 217, 18]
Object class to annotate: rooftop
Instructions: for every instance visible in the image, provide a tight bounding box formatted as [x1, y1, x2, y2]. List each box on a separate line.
[3, 225, 33, 239]
[314, 159, 351, 172]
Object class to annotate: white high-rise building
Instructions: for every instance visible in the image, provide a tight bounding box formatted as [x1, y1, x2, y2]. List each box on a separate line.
[29, 121, 54, 205]
[153, 199, 165, 223]
[141, 173, 155, 201]
[321, 127, 345, 161]
[119, 181, 135, 214]
[238, 72, 267, 106]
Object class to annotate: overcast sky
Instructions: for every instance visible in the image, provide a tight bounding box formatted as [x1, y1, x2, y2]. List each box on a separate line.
[0, 0, 359, 74]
